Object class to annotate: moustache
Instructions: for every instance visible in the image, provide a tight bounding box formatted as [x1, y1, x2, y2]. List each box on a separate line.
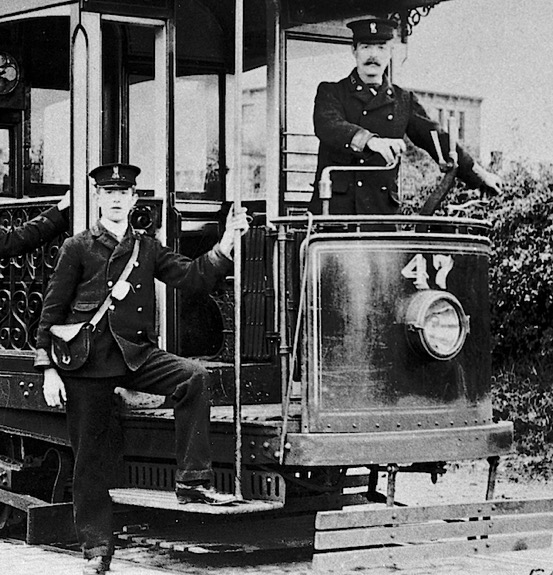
[363, 59, 381, 66]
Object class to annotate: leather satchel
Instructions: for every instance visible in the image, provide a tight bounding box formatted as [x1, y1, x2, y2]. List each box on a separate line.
[50, 322, 93, 370]
[50, 239, 140, 371]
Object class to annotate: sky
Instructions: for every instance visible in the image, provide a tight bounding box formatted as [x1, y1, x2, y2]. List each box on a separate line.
[394, 0, 553, 164]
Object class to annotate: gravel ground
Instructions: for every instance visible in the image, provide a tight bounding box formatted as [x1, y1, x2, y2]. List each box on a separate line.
[392, 454, 553, 505]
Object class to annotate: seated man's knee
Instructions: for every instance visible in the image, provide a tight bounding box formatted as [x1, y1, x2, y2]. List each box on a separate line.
[173, 360, 211, 399]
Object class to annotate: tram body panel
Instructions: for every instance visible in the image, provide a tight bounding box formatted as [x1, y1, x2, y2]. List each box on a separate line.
[305, 233, 491, 435]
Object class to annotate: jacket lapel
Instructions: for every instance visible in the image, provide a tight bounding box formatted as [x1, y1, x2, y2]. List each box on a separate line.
[92, 221, 133, 258]
[112, 230, 135, 260]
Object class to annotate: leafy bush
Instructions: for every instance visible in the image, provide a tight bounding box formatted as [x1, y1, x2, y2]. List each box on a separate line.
[487, 162, 553, 474]
[404, 155, 553, 474]
[492, 361, 553, 479]
[488, 163, 553, 364]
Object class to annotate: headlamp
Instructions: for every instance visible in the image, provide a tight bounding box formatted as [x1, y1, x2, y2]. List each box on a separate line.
[403, 290, 469, 360]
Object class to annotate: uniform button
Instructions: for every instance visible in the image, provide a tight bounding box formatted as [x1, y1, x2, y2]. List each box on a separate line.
[362, 110, 368, 116]
[133, 262, 139, 267]
[137, 330, 143, 335]
[387, 114, 394, 120]
[107, 280, 113, 287]
[356, 85, 362, 91]
[359, 159, 365, 164]
[357, 181, 363, 187]
[387, 89, 393, 96]
[109, 304, 115, 311]
[136, 284, 142, 289]
[137, 307, 143, 312]
[381, 186, 388, 191]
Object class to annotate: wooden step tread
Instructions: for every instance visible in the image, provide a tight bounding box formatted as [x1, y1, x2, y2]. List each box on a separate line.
[110, 488, 284, 515]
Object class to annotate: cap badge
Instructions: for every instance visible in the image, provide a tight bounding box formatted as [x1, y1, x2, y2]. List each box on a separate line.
[370, 22, 377, 34]
[112, 166, 121, 180]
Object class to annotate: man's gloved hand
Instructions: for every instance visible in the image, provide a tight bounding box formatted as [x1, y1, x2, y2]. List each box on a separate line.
[43, 367, 66, 408]
[57, 190, 71, 212]
[366, 137, 406, 165]
[474, 164, 502, 197]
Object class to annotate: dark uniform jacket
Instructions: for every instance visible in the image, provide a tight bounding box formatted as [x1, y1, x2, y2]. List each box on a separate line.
[310, 69, 483, 214]
[0, 205, 68, 259]
[35, 221, 232, 377]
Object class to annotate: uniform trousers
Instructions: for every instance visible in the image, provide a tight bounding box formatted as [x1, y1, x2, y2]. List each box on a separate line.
[63, 348, 212, 559]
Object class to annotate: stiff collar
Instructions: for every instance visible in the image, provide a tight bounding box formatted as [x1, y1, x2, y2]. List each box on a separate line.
[91, 220, 144, 254]
[348, 69, 395, 98]
[91, 221, 144, 241]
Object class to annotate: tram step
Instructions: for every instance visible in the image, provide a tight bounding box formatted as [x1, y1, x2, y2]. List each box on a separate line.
[109, 488, 284, 515]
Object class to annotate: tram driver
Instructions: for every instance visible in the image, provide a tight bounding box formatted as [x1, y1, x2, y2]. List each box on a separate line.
[309, 18, 502, 215]
[34, 163, 250, 575]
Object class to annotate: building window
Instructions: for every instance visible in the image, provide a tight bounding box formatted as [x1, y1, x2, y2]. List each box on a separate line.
[437, 108, 444, 130]
[458, 111, 465, 141]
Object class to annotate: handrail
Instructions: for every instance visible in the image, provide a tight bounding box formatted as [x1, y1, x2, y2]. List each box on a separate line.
[278, 211, 314, 464]
[318, 158, 400, 215]
[233, 0, 244, 501]
[271, 213, 491, 230]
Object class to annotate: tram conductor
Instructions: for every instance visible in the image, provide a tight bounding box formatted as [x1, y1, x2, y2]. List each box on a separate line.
[309, 18, 502, 215]
[34, 163, 249, 575]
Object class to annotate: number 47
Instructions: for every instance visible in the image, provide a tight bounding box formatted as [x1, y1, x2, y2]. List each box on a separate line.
[401, 254, 453, 290]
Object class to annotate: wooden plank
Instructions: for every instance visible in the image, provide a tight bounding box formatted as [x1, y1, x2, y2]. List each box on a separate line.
[27, 502, 76, 545]
[110, 488, 284, 515]
[312, 531, 552, 573]
[0, 488, 46, 512]
[316, 498, 553, 530]
[315, 512, 553, 550]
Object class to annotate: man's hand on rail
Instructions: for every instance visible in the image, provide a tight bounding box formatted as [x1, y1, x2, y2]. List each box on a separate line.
[366, 137, 406, 165]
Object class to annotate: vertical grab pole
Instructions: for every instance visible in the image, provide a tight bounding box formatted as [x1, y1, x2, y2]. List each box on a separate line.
[233, 0, 244, 501]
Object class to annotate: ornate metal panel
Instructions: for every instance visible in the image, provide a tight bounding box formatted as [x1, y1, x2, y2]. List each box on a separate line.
[0, 202, 67, 351]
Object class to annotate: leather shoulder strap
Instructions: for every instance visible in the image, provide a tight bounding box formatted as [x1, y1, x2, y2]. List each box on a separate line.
[89, 239, 140, 328]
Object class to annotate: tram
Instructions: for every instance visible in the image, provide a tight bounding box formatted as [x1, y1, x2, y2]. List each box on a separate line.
[0, 0, 546, 570]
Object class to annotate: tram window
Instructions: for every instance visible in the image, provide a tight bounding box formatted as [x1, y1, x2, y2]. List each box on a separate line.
[29, 89, 70, 186]
[129, 76, 157, 191]
[284, 37, 351, 197]
[241, 67, 267, 201]
[174, 75, 222, 199]
[0, 128, 10, 195]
